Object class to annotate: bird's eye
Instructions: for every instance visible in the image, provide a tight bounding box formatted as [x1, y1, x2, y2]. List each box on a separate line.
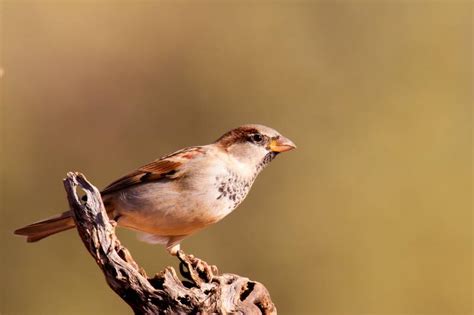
[249, 133, 264, 144]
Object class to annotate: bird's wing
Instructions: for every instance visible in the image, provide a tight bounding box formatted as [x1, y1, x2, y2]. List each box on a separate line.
[101, 146, 206, 195]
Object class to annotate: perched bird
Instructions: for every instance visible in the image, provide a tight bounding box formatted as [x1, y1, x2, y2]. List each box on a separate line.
[15, 124, 296, 255]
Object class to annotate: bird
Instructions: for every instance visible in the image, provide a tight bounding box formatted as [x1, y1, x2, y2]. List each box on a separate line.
[14, 124, 296, 255]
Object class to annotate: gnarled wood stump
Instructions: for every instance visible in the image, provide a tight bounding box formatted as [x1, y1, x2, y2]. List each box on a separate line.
[63, 172, 276, 314]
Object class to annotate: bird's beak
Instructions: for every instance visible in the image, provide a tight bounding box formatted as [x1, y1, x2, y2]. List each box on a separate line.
[269, 136, 296, 153]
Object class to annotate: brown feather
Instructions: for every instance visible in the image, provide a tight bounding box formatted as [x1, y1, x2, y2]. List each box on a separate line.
[215, 126, 259, 148]
[14, 211, 75, 242]
[101, 159, 182, 195]
[102, 146, 208, 196]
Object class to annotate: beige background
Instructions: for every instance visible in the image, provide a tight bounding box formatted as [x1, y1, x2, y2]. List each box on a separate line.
[0, 1, 472, 314]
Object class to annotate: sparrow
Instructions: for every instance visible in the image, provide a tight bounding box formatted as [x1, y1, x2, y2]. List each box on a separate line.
[15, 124, 296, 255]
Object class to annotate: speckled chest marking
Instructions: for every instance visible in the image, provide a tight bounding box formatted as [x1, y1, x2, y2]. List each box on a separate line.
[215, 171, 254, 209]
[215, 152, 278, 210]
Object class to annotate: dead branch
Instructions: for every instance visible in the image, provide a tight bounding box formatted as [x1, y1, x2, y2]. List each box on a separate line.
[63, 172, 276, 314]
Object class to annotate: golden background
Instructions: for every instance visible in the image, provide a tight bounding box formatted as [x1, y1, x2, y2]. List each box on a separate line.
[0, 1, 471, 314]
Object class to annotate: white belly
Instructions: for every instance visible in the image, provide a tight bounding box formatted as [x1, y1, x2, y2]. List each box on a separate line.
[110, 171, 254, 236]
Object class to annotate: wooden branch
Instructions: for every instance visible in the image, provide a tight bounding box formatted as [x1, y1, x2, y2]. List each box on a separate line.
[63, 172, 276, 314]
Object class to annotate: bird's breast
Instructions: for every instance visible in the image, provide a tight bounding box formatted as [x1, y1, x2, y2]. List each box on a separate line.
[111, 159, 257, 235]
[211, 171, 255, 216]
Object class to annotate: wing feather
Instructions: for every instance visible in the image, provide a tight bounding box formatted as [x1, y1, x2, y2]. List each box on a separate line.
[101, 146, 205, 195]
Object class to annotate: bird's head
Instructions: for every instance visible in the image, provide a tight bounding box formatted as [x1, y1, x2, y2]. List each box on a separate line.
[215, 124, 296, 171]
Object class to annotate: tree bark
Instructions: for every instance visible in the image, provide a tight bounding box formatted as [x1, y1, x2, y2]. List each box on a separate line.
[63, 172, 276, 314]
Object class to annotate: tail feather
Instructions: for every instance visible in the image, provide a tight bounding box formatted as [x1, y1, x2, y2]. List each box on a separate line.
[14, 211, 76, 242]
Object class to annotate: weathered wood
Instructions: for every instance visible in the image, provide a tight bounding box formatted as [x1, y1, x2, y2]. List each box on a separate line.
[63, 172, 276, 314]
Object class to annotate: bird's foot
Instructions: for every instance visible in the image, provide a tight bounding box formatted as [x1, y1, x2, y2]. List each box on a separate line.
[176, 250, 219, 287]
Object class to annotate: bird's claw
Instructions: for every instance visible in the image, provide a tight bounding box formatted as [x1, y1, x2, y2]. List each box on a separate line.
[177, 250, 218, 287]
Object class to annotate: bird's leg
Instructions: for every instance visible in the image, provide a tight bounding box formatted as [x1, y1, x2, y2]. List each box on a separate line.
[176, 250, 218, 287]
[167, 243, 181, 256]
[166, 238, 218, 286]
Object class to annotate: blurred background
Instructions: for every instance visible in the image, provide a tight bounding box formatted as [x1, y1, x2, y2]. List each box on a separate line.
[0, 1, 472, 314]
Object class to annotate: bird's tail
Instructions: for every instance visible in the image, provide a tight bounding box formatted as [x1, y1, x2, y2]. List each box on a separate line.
[14, 211, 76, 242]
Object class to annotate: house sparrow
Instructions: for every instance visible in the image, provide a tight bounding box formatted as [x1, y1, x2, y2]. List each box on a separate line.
[15, 124, 296, 255]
